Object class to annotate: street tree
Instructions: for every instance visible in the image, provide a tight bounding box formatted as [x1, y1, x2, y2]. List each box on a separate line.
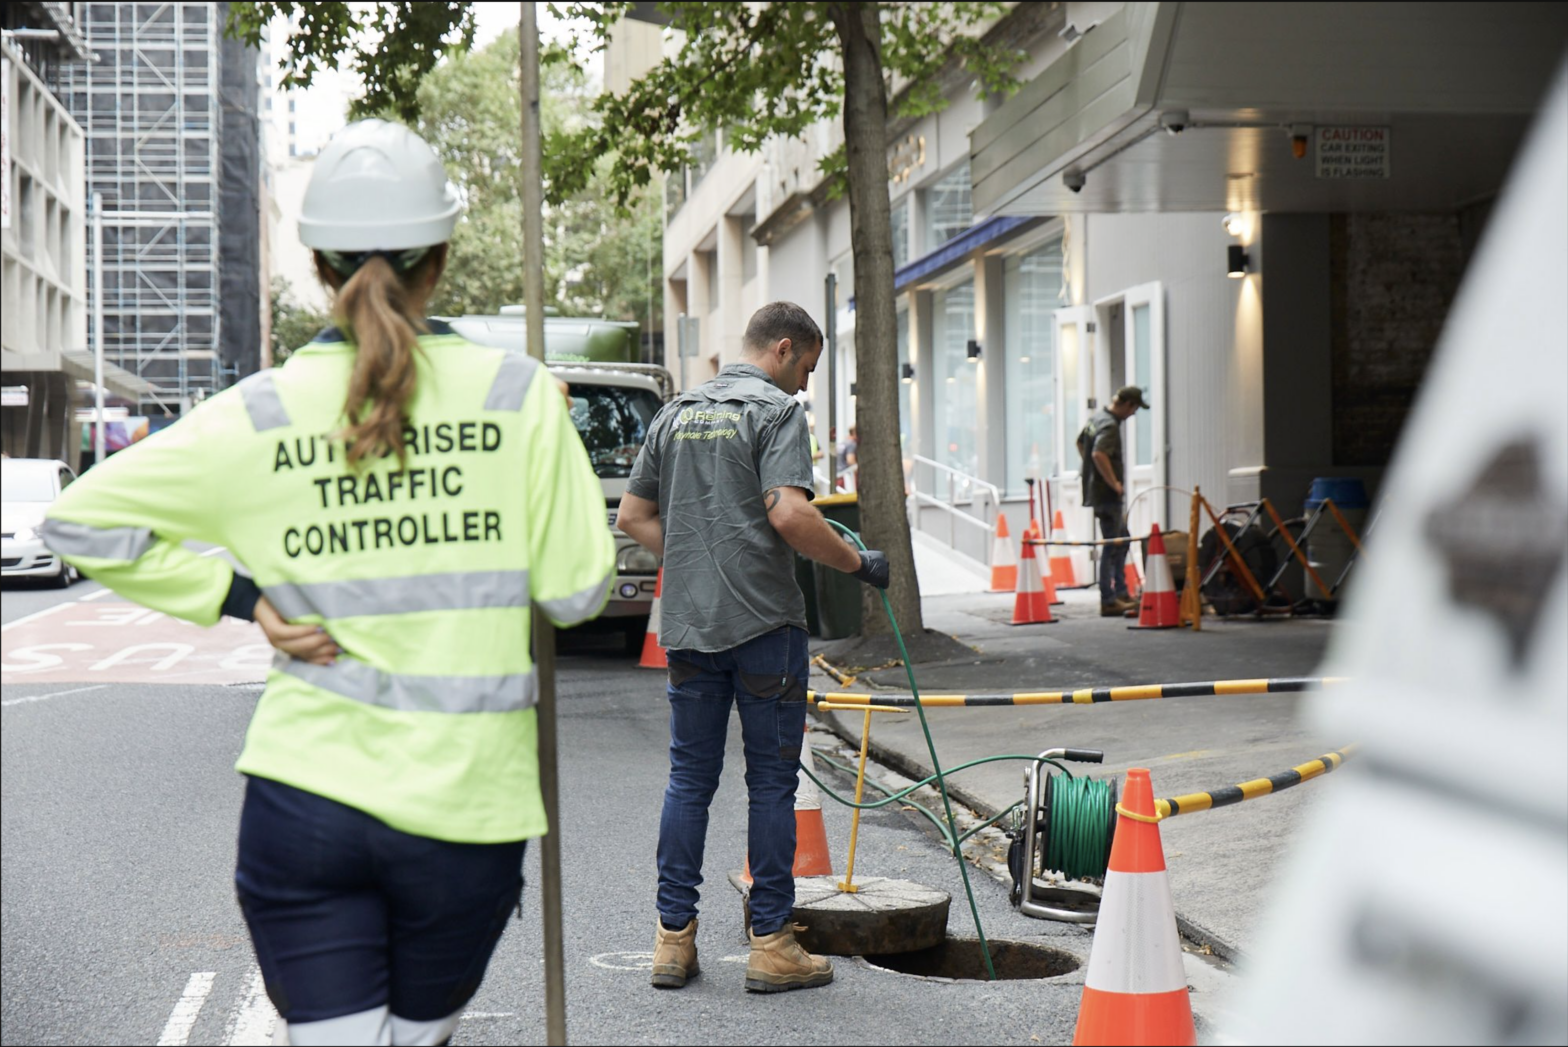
[547, 2, 1023, 649]
[228, 1, 1022, 652]
[228, 5, 661, 327]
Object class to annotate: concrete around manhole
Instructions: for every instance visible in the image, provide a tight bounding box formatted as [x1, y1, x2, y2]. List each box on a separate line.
[863, 937, 1081, 982]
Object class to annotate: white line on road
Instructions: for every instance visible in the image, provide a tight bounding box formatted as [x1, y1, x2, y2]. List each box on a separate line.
[1, 684, 107, 707]
[80, 587, 115, 601]
[157, 971, 217, 1046]
[1, 601, 74, 632]
[223, 966, 278, 1046]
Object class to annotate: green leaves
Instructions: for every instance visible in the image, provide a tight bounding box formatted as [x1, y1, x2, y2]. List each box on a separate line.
[225, 2, 477, 123]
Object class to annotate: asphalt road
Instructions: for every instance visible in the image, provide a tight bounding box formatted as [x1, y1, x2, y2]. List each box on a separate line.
[2, 580, 1109, 1046]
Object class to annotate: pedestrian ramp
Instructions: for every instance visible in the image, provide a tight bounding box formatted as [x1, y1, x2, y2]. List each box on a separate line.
[912, 529, 992, 596]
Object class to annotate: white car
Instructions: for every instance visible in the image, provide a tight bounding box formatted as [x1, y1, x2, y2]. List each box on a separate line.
[1, 458, 79, 587]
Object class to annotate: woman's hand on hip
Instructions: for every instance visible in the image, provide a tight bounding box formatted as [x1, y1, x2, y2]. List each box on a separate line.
[255, 596, 341, 666]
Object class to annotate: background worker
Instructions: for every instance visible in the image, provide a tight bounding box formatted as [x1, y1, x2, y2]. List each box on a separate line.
[1079, 385, 1150, 617]
[41, 119, 614, 1047]
[836, 425, 858, 488]
[615, 302, 890, 994]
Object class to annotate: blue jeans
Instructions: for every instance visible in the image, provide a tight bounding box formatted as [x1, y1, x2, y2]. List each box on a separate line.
[1095, 505, 1131, 604]
[657, 625, 810, 937]
[235, 776, 525, 1025]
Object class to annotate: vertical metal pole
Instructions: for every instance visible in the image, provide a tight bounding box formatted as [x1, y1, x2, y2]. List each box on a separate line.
[825, 273, 837, 492]
[92, 192, 106, 466]
[519, 5, 566, 1044]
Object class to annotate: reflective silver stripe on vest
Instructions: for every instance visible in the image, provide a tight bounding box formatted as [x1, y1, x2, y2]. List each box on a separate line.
[278, 655, 538, 714]
[483, 352, 541, 411]
[538, 570, 613, 627]
[240, 372, 291, 431]
[38, 518, 155, 562]
[263, 570, 529, 621]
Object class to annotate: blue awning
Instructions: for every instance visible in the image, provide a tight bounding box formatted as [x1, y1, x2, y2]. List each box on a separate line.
[849, 215, 1039, 309]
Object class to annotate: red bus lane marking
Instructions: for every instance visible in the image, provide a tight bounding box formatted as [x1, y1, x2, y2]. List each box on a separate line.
[1, 601, 273, 686]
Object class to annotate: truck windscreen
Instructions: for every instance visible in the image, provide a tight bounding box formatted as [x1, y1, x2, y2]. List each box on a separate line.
[567, 385, 663, 478]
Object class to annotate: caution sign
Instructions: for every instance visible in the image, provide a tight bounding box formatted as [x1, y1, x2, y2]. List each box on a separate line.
[1315, 126, 1390, 179]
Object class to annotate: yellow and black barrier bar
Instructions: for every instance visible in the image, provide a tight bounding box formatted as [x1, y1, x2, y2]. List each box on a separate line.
[1154, 744, 1359, 819]
[807, 676, 1344, 709]
[1024, 535, 1141, 547]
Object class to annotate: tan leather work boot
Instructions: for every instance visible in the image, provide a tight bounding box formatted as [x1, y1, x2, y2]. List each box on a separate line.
[744, 924, 834, 993]
[651, 918, 699, 988]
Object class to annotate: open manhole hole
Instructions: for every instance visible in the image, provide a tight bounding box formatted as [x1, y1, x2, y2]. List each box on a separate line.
[863, 936, 1080, 981]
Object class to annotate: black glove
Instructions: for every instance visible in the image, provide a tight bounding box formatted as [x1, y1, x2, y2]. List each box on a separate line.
[852, 549, 891, 589]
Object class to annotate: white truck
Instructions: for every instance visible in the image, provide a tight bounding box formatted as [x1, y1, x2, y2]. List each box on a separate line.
[445, 308, 672, 652]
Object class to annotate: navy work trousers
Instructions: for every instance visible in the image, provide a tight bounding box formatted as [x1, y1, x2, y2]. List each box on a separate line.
[657, 625, 810, 937]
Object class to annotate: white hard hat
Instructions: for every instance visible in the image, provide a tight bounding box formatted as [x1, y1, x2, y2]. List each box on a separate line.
[298, 119, 462, 253]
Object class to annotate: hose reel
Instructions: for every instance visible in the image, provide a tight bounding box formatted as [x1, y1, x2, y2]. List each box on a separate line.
[1006, 747, 1118, 922]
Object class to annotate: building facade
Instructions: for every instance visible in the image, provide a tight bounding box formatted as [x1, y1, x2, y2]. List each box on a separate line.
[661, 1, 1568, 571]
[54, 1, 264, 416]
[1, 3, 95, 466]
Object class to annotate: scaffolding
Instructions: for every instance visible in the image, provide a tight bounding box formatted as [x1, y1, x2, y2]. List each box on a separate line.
[55, 1, 222, 410]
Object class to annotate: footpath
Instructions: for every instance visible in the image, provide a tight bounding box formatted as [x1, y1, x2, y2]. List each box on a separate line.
[806, 585, 1340, 961]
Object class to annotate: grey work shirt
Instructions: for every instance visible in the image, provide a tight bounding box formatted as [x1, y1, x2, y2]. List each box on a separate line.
[626, 362, 815, 653]
[1084, 406, 1124, 507]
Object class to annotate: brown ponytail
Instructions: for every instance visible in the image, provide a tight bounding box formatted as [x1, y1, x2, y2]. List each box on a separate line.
[317, 252, 437, 468]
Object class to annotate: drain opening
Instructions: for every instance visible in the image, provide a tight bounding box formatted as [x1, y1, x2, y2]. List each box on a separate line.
[863, 936, 1080, 981]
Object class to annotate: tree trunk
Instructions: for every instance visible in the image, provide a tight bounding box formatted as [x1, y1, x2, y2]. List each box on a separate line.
[833, 1, 925, 641]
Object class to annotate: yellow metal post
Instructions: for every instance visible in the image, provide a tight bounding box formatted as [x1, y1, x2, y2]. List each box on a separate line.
[838, 709, 874, 893]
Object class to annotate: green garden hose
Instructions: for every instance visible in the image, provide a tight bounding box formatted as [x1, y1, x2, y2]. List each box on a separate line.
[826, 518, 999, 981]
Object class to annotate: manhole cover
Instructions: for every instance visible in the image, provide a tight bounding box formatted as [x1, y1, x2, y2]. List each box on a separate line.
[863, 936, 1080, 981]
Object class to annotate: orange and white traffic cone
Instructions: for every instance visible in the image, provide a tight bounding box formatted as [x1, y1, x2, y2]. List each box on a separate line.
[1072, 768, 1196, 1046]
[1124, 558, 1143, 601]
[1048, 510, 1079, 588]
[744, 725, 833, 882]
[638, 567, 668, 668]
[1010, 532, 1056, 625]
[1130, 525, 1180, 630]
[989, 513, 1018, 592]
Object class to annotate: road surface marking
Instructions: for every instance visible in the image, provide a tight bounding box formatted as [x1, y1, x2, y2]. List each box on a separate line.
[80, 587, 114, 601]
[223, 966, 278, 1047]
[157, 971, 216, 1046]
[1, 683, 107, 707]
[1, 602, 73, 632]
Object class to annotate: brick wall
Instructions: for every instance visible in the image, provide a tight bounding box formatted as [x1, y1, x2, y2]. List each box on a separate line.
[1329, 213, 1466, 466]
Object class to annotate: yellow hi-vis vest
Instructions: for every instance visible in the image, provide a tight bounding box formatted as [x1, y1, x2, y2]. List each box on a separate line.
[42, 324, 615, 843]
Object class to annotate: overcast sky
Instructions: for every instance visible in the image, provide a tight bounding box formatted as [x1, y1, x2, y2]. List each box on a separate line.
[277, 2, 575, 154]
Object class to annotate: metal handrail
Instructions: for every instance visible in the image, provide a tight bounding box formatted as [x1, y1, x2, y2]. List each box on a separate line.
[911, 455, 1003, 511]
[907, 455, 1000, 559]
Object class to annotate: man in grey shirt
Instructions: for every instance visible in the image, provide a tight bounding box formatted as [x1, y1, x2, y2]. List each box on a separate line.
[617, 302, 889, 995]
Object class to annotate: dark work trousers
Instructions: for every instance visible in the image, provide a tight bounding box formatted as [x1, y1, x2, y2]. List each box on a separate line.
[234, 775, 525, 1040]
[1095, 504, 1131, 604]
[657, 625, 810, 937]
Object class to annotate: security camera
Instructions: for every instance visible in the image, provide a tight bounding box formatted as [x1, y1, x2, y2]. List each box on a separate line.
[1159, 110, 1190, 135]
[1063, 168, 1086, 193]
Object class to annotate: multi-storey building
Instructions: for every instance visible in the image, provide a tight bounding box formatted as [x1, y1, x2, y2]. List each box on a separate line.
[662, 2, 1568, 573]
[0, 1, 148, 466]
[53, 1, 262, 417]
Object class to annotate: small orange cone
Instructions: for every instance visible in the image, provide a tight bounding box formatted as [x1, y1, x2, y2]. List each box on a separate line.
[1130, 525, 1180, 630]
[1048, 510, 1079, 588]
[1010, 530, 1056, 625]
[1124, 558, 1143, 601]
[1072, 768, 1196, 1046]
[638, 567, 668, 668]
[744, 725, 833, 882]
[989, 513, 1018, 592]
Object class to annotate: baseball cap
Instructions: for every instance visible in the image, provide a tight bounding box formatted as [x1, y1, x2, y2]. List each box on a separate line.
[1114, 385, 1151, 410]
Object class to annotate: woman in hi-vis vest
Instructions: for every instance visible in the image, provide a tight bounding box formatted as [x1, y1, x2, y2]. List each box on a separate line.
[43, 120, 615, 1046]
